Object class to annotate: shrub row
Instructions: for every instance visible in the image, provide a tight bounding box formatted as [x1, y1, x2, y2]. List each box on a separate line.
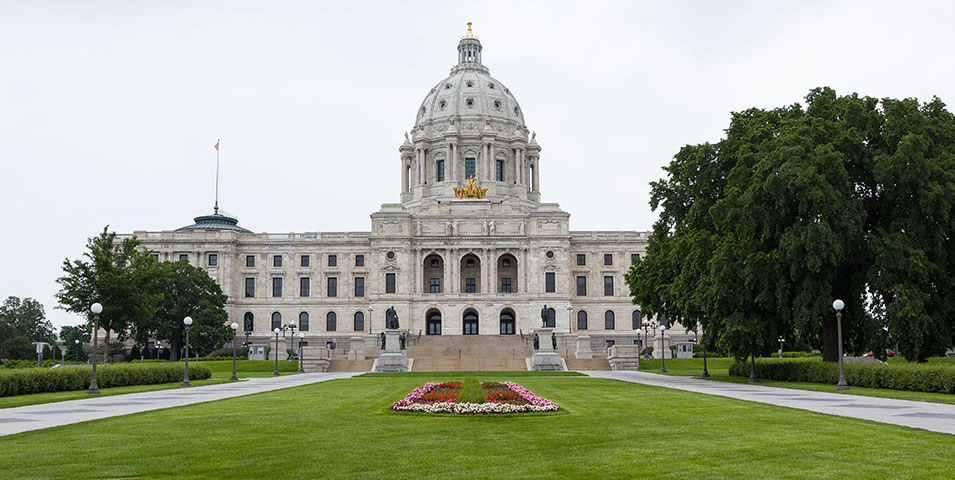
[2, 359, 89, 369]
[729, 358, 955, 394]
[0, 363, 212, 397]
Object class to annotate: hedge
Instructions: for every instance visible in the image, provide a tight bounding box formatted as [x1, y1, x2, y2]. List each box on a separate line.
[0, 363, 212, 397]
[729, 358, 955, 394]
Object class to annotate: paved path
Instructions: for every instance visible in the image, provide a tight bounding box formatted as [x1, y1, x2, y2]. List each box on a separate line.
[583, 370, 955, 435]
[0, 372, 356, 437]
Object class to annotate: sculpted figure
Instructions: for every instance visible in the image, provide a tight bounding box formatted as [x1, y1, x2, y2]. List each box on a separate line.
[533, 333, 539, 350]
[446, 221, 453, 235]
[552, 332, 557, 350]
[541, 304, 549, 327]
[379, 332, 386, 350]
[519, 221, 525, 235]
[489, 221, 496, 234]
[385, 306, 399, 329]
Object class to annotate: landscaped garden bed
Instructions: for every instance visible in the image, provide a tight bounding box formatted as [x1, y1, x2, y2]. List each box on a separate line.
[391, 380, 559, 414]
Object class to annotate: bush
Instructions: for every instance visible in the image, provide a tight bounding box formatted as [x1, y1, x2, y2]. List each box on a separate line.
[0, 362, 212, 397]
[729, 358, 955, 394]
[781, 351, 821, 358]
[205, 347, 250, 358]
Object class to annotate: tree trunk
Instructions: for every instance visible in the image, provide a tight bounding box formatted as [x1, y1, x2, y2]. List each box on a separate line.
[169, 337, 180, 362]
[822, 315, 838, 362]
[103, 329, 111, 364]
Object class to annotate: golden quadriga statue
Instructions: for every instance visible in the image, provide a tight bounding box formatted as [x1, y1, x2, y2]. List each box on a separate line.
[453, 174, 488, 199]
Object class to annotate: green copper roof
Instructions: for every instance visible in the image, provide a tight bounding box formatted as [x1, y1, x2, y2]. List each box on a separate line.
[176, 212, 251, 233]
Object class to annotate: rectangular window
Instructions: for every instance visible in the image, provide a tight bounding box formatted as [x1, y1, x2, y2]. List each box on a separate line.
[301, 255, 310, 267]
[328, 255, 337, 267]
[465, 277, 476, 293]
[355, 277, 365, 297]
[465, 157, 476, 178]
[605, 340, 616, 348]
[355, 254, 364, 267]
[604, 253, 613, 266]
[429, 277, 441, 293]
[496, 159, 504, 181]
[385, 273, 396, 293]
[179, 254, 188, 262]
[273, 255, 282, 267]
[245, 278, 255, 297]
[576, 254, 586, 266]
[272, 277, 283, 297]
[246, 255, 255, 267]
[545, 272, 556, 293]
[576, 276, 587, 296]
[501, 277, 512, 293]
[631, 253, 640, 263]
[300, 277, 310, 297]
[437, 160, 445, 182]
[327, 277, 337, 297]
[208, 253, 217, 266]
[604, 276, 614, 296]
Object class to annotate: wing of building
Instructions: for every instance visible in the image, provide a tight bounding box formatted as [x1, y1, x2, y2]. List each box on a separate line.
[128, 26, 692, 367]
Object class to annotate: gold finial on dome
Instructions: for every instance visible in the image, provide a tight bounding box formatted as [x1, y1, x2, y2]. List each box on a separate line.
[466, 22, 474, 38]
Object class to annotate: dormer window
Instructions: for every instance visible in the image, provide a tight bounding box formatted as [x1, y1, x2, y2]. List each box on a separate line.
[488, 83, 495, 89]
[439, 100, 447, 110]
[465, 98, 474, 108]
[493, 100, 501, 110]
[466, 80, 474, 87]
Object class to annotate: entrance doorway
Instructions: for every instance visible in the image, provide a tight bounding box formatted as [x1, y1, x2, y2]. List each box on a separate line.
[500, 310, 515, 335]
[427, 310, 442, 335]
[463, 310, 479, 335]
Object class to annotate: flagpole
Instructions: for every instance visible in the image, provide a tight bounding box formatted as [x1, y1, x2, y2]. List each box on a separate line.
[214, 139, 220, 215]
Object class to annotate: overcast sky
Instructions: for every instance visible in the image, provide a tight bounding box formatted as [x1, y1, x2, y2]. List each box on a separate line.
[2, 0, 953, 329]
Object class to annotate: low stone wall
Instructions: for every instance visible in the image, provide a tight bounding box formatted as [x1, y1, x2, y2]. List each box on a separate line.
[608, 345, 641, 371]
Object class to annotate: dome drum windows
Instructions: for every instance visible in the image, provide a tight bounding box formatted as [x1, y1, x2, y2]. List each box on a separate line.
[465, 98, 475, 108]
[493, 100, 501, 110]
[439, 100, 447, 110]
[466, 80, 474, 88]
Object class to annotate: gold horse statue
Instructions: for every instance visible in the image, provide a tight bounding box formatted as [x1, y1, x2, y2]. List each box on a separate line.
[453, 174, 488, 199]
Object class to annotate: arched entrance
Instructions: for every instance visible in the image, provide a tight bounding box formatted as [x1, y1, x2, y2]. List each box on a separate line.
[497, 254, 518, 293]
[426, 309, 442, 335]
[423, 253, 444, 293]
[499, 309, 515, 335]
[460, 254, 481, 293]
[463, 309, 479, 335]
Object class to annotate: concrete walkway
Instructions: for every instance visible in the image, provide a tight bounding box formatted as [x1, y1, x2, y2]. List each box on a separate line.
[583, 370, 955, 435]
[0, 372, 356, 437]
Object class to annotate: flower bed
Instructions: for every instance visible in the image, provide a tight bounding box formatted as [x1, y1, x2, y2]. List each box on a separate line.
[392, 380, 558, 414]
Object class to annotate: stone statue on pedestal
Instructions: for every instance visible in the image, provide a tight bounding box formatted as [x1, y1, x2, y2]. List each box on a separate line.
[552, 332, 557, 350]
[533, 333, 539, 350]
[386, 306, 399, 329]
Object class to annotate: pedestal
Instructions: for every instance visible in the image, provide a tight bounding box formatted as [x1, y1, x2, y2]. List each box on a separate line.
[268, 340, 289, 361]
[347, 336, 365, 360]
[575, 335, 593, 359]
[531, 327, 564, 371]
[375, 329, 407, 372]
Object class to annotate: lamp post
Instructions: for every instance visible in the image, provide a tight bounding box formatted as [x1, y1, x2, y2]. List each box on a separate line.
[283, 322, 297, 360]
[273, 328, 280, 376]
[660, 325, 667, 374]
[833, 299, 849, 391]
[182, 316, 193, 386]
[778, 337, 786, 358]
[74, 339, 79, 363]
[700, 332, 710, 378]
[298, 332, 305, 373]
[88, 302, 103, 394]
[230, 322, 239, 381]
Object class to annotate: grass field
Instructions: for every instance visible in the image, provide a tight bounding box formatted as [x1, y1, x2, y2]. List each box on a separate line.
[0, 360, 300, 409]
[1, 374, 953, 479]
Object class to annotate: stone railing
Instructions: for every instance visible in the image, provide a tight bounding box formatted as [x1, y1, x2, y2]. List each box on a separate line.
[607, 345, 641, 371]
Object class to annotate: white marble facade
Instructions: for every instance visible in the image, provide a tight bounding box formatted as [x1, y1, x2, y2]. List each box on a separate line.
[127, 27, 685, 352]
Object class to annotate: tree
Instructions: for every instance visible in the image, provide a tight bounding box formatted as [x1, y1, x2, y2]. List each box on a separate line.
[0, 296, 55, 343]
[627, 87, 955, 363]
[0, 322, 33, 361]
[135, 260, 230, 361]
[59, 324, 90, 362]
[55, 226, 160, 363]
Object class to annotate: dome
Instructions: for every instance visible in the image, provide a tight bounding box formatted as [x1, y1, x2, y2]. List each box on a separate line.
[414, 25, 525, 130]
[177, 211, 251, 233]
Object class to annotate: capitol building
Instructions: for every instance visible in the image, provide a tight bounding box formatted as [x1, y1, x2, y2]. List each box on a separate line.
[129, 26, 689, 369]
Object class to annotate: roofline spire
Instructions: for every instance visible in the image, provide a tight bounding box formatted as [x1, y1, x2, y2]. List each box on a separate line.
[466, 21, 474, 39]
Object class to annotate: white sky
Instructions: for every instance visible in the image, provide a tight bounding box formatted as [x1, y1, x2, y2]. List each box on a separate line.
[2, 0, 953, 329]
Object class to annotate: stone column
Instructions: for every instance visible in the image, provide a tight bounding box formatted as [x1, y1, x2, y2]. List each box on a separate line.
[532, 157, 540, 192]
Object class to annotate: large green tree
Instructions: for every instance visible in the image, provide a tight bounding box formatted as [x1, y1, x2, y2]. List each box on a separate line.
[0, 322, 33, 361]
[628, 87, 955, 362]
[0, 296, 54, 343]
[59, 324, 91, 362]
[134, 260, 230, 361]
[55, 227, 160, 363]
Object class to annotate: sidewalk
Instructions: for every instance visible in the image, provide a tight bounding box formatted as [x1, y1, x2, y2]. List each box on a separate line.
[583, 370, 955, 435]
[0, 372, 356, 437]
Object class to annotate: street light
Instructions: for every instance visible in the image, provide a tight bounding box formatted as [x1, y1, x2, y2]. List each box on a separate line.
[833, 299, 849, 391]
[88, 302, 103, 394]
[230, 322, 239, 381]
[297, 332, 305, 373]
[74, 339, 79, 363]
[660, 325, 668, 374]
[283, 321, 297, 361]
[273, 328, 281, 376]
[182, 316, 193, 386]
[778, 337, 786, 358]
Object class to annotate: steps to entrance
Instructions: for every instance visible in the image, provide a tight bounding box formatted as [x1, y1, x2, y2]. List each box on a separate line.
[407, 335, 533, 372]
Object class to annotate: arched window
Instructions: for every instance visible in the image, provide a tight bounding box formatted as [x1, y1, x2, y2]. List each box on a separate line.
[604, 310, 615, 330]
[299, 312, 309, 331]
[326, 312, 337, 331]
[353, 311, 364, 331]
[463, 310, 479, 335]
[499, 310, 515, 335]
[427, 310, 442, 335]
[271, 312, 281, 330]
[577, 311, 588, 330]
[244, 312, 254, 332]
[632, 310, 642, 330]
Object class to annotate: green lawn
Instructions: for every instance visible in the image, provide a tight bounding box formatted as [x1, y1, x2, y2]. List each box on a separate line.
[0, 360, 300, 409]
[1, 375, 953, 479]
[638, 357, 736, 376]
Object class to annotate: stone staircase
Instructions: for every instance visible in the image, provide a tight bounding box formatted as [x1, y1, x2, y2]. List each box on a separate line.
[407, 335, 533, 371]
